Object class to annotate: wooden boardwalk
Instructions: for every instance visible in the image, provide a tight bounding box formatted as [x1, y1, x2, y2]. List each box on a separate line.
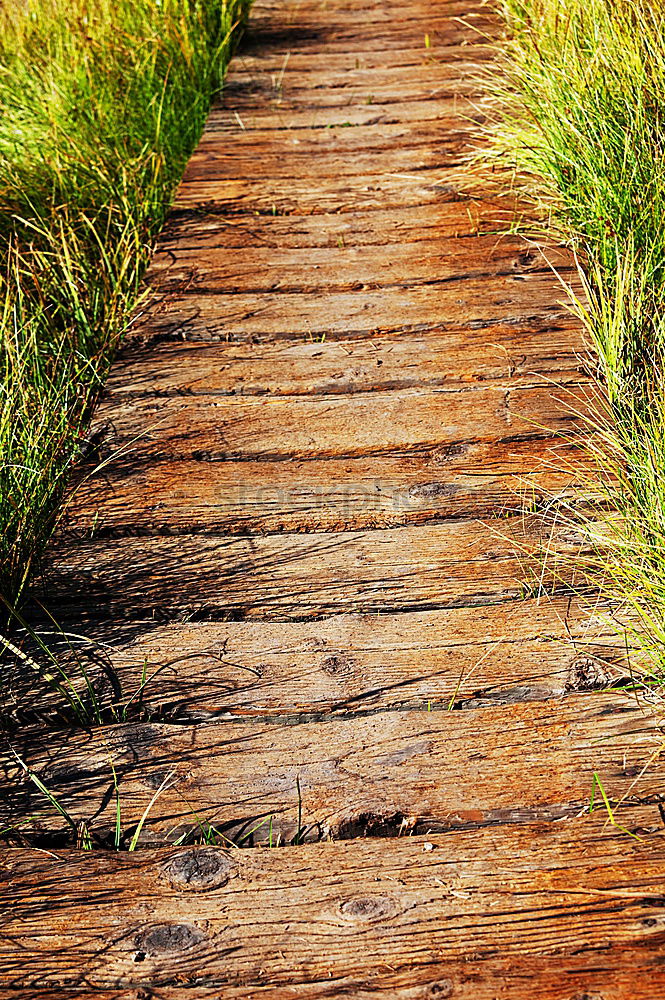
[2, 0, 665, 995]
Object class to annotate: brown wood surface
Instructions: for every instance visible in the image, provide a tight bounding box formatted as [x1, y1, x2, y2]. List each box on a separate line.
[103, 326, 585, 396]
[4, 0, 664, 995]
[88, 383, 592, 465]
[157, 201, 515, 250]
[40, 516, 590, 626]
[2, 813, 665, 993]
[1, 598, 627, 724]
[3, 693, 660, 846]
[64, 437, 591, 539]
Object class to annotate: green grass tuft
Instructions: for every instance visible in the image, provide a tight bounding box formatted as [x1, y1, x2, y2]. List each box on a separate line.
[484, 0, 665, 681]
[0, 0, 251, 610]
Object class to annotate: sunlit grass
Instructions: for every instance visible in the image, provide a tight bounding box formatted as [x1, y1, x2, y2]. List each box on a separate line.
[0, 0, 250, 609]
[484, 0, 665, 680]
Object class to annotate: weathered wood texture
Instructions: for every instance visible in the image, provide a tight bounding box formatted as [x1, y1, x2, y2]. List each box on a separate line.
[5, 0, 664, 995]
[2, 813, 665, 994]
[40, 517, 591, 627]
[2, 693, 660, 846]
[63, 437, 592, 539]
[1, 598, 627, 724]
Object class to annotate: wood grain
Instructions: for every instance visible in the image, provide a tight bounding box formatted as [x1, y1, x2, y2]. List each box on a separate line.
[1, 694, 660, 845]
[63, 437, 592, 539]
[2, 598, 626, 724]
[142, 233, 571, 297]
[156, 201, 518, 252]
[1, 814, 665, 992]
[130, 277, 576, 343]
[39, 517, 589, 626]
[105, 325, 585, 399]
[89, 383, 593, 465]
[156, 201, 515, 250]
[8, 0, 662, 994]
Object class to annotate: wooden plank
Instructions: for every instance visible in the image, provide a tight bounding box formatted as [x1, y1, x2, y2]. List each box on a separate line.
[1, 695, 660, 844]
[105, 324, 584, 399]
[2, 812, 665, 992]
[131, 278, 574, 345]
[5, 947, 665, 1000]
[2, 948, 663, 1000]
[89, 382, 592, 464]
[242, 18, 495, 56]
[222, 64, 488, 98]
[158, 201, 517, 252]
[63, 437, 592, 539]
[39, 517, 588, 624]
[248, 0, 487, 26]
[220, 77, 485, 115]
[205, 96, 480, 131]
[232, 40, 495, 76]
[142, 235, 571, 297]
[197, 118, 479, 155]
[182, 141, 471, 187]
[170, 167, 491, 216]
[2, 597, 626, 724]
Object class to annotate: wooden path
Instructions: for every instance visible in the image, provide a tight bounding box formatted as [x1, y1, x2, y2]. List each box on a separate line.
[3, 0, 665, 995]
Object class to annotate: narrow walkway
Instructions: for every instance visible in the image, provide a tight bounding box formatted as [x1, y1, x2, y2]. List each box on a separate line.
[2, 0, 665, 995]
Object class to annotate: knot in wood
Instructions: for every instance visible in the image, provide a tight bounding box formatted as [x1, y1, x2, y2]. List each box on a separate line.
[321, 654, 356, 678]
[425, 981, 454, 998]
[339, 895, 397, 923]
[566, 656, 611, 692]
[135, 922, 205, 957]
[162, 847, 235, 891]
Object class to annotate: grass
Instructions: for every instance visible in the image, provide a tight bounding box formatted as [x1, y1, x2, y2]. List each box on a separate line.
[482, 0, 665, 682]
[0, 0, 251, 613]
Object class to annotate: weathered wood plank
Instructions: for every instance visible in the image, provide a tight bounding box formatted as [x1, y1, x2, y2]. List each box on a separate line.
[105, 325, 584, 399]
[143, 236, 571, 298]
[90, 382, 592, 464]
[226, 50, 492, 84]
[248, 0, 487, 25]
[5, 949, 665, 1000]
[2, 949, 663, 1000]
[184, 140, 471, 186]
[39, 518, 586, 624]
[157, 201, 516, 252]
[197, 117, 480, 156]
[231, 41, 494, 77]
[131, 277, 574, 342]
[220, 82, 483, 119]
[170, 166, 486, 215]
[220, 67, 487, 103]
[205, 96, 479, 131]
[241, 18, 494, 56]
[2, 598, 625, 724]
[63, 437, 591, 539]
[0, 700, 659, 843]
[1, 812, 665, 992]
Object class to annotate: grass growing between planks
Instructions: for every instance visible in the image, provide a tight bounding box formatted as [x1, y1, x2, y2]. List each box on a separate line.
[0, 0, 250, 612]
[483, 0, 665, 685]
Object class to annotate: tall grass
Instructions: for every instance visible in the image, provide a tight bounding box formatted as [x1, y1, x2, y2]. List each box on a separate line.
[0, 0, 250, 610]
[485, 0, 665, 678]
